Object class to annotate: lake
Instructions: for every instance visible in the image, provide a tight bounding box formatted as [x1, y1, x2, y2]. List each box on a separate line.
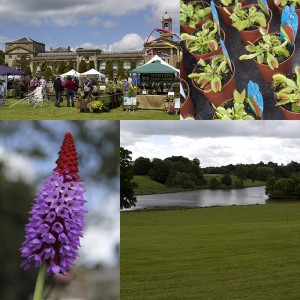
[129, 186, 267, 210]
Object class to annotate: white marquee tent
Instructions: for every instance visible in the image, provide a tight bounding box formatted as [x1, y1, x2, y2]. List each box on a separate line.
[60, 69, 80, 77]
[81, 68, 106, 80]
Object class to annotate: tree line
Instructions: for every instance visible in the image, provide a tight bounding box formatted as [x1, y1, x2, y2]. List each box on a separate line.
[133, 156, 205, 189]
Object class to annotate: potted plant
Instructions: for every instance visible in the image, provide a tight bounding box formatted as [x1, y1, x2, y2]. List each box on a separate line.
[273, 67, 300, 120]
[274, 0, 300, 29]
[77, 99, 89, 112]
[180, 20, 225, 61]
[214, 0, 247, 26]
[225, 3, 272, 44]
[188, 55, 237, 106]
[180, 0, 212, 34]
[100, 92, 111, 111]
[213, 83, 263, 119]
[91, 100, 103, 113]
[239, 33, 295, 82]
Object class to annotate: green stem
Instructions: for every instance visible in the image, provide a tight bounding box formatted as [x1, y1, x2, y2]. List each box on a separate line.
[33, 262, 47, 300]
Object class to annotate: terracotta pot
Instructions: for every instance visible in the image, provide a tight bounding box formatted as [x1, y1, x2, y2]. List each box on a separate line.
[180, 59, 188, 81]
[215, 0, 247, 26]
[180, 1, 212, 34]
[187, 28, 226, 61]
[267, 0, 277, 9]
[192, 60, 237, 107]
[253, 33, 295, 82]
[238, 5, 272, 45]
[276, 5, 300, 30]
[279, 105, 300, 120]
[180, 78, 195, 118]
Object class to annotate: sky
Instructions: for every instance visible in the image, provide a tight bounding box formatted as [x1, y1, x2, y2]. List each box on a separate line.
[0, 120, 119, 268]
[0, 0, 179, 51]
[120, 121, 300, 168]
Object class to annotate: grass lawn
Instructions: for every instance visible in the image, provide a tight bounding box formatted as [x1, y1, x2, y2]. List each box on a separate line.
[134, 175, 266, 195]
[0, 99, 179, 120]
[121, 203, 300, 300]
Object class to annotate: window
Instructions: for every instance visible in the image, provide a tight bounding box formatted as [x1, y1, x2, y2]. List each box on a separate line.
[8, 55, 12, 60]
[16, 55, 21, 60]
[99, 61, 106, 70]
[124, 61, 131, 69]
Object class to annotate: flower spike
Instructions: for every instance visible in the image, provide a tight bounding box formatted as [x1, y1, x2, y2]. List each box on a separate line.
[21, 132, 87, 276]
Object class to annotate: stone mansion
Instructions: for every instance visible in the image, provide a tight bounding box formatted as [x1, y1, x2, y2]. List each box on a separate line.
[4, 12, 180, 76]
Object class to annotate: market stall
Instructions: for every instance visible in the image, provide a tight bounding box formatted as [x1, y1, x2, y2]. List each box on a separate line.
[129, 57, 179, 110]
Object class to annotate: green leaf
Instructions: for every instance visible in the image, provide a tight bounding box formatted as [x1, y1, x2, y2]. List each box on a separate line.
[266, 52, 278, 70]
[211, 75, 222, 92]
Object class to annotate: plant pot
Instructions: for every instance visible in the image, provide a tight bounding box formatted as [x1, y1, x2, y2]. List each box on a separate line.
[267, 0, 277, 9]
[279, 105, 300, 120]
[180, 1, 212, 34]
[276, 5, 300, 30]
[180, 78, 195, 118]
[253, 34, 295, 82]
[188, 28, 226, 61]
[215, 0, 247, 26]
[238, 5, 272, 45]
[192, 60, 237, 107]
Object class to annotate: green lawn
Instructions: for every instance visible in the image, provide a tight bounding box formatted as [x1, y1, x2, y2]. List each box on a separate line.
[134, 176, 191, 195]
[121, 203, 300, 300]
[134, 175, 266, 195]
[0, 99, 179, 120]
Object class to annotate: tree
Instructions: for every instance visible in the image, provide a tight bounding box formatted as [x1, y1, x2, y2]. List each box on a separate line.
[117, 61, 125, 79]
[58, 61, 66, 74]
[236, 164, 247, 180]
[88, 60, 95, 70]
[210, 177, 220, 189]
[78, 60, 87, 73]
[130, 60, 137, 69]
[105, 60, 114, 80]
[120, 147, 138, 209]
[0, 50, 4, 65]
[192, 158, 200, 167]
[133, 157, 152, 175]
[256, 167, 274, 181]
[24, 66, 32, 77]
[150, 158, 170, 184]
[43, 66, 53, 81]
[266, 178, 296, 199]
[68, 60, 74, 70]
[221, 174, 232, 186]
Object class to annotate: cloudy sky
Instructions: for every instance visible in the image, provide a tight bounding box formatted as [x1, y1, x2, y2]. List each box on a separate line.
[0, 0, 179, 51]
[120, 121, 300, 167]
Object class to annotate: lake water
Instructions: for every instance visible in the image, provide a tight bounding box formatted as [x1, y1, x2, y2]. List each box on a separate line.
[130, 186, 267, 210]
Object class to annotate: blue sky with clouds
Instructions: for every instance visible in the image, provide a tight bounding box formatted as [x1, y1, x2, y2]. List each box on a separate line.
[0, 0, 179, 51]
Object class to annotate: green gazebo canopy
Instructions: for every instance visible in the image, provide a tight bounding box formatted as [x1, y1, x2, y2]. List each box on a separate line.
[129, 61, 178, 74]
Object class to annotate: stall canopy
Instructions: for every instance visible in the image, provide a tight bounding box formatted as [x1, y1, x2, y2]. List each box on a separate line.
[0, 65, 27, 76]
[129, 60, 179, 74]
[81, 68, 106, 80]
[60, 69, 80, 77]
[144, 55, 179, 73]
[0, 65, 27, 98]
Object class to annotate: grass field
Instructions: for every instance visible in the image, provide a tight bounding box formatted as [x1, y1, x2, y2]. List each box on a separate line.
[134, 175, 266, 195]
[0, 99, 179, 120]
[121, 203, 300, 299]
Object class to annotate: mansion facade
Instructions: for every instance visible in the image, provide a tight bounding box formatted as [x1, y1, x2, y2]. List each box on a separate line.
[4, 12, 180, 76]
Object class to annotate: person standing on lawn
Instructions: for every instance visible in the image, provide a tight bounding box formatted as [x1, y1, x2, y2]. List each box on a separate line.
[53, 77, 64, 107]
[64, 76, 78, 107]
